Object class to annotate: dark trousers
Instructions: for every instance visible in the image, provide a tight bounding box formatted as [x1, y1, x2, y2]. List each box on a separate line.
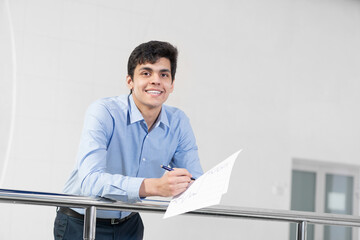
[54, 210, 144, 240]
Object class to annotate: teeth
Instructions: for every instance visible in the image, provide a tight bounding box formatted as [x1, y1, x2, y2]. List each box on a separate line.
[146, 90, 161, 94]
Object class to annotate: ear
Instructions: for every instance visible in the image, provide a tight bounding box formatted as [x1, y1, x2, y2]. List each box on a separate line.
[126, 75, 133, 90]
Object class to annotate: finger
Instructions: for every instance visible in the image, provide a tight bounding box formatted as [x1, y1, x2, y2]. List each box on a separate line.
[177, 176, 192, 183]
[171, 184, 190, 196]
[167, 174, 192, 184]
[170, 168, 192, 178]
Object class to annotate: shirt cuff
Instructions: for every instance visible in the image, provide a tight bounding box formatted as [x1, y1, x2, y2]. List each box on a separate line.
[126, 177, 145, 202]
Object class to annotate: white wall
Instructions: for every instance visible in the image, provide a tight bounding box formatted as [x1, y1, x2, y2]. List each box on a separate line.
[1, 0, 360, 239]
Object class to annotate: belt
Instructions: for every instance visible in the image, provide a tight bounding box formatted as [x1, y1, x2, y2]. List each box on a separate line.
[58, 207, 137, 225]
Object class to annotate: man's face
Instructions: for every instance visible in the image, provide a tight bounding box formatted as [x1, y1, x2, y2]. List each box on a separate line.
[127, 57, 174, 113]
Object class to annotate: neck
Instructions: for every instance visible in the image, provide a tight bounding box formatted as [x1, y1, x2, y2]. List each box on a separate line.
[130, 94, 162, 131]
[141, 108, 161, 131]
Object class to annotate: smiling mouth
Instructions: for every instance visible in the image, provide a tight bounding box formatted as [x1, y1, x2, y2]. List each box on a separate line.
[145, 90, 163, 95]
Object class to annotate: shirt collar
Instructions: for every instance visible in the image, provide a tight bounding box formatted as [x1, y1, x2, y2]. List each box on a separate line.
[128, 94, 170, 129]
[128, 94, 144, 124]
[157, 106, 170, 129]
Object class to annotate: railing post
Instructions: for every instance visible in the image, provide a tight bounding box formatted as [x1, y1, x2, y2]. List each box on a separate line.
[83, 206, 97, 240]
[297, 221, 307, 240]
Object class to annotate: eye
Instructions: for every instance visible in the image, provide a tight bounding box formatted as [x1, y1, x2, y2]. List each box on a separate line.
[161, 73, 170, 78]
[141, 71, 151, 76]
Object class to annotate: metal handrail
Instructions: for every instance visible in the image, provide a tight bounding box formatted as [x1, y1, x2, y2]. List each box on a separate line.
[1, 189, 360, 240]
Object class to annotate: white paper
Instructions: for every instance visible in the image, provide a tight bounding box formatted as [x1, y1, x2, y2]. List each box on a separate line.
[163, 150, 241, 218]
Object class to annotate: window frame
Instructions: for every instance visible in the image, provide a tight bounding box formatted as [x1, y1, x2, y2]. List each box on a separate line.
[292, 158, 360, 240]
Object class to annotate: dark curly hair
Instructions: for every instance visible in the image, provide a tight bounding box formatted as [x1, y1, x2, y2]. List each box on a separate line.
[127, 40, 178, 82]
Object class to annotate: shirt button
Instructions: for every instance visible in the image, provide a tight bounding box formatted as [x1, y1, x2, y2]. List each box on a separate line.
[142, 158, 146, 161]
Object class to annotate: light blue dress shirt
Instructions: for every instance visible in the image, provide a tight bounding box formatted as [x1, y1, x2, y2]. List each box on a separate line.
[63, 94, 203, 218]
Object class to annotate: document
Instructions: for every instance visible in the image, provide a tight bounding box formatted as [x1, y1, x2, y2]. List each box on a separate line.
[163, 150, 242, 219]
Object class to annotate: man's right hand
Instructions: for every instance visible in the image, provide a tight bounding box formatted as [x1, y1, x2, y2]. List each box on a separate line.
[139, 168, 193, 197]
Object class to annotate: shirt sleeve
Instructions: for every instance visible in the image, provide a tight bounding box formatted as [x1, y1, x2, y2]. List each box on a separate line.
[76, 101, 144, 203]
[171, 112, 203, 179]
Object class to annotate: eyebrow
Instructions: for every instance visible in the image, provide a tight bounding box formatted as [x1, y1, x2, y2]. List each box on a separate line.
[139, 67, 171, 73]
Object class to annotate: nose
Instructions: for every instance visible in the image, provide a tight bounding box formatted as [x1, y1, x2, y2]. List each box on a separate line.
[149, 74, 161, 85]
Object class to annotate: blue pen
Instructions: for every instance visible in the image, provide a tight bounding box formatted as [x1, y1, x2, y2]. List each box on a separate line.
[161, 165, 196, 181]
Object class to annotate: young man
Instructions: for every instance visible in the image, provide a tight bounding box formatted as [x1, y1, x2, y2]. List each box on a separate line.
[54, 41, 203, 240]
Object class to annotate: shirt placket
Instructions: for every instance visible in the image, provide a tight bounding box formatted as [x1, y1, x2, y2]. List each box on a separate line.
[137, 121, 150, 176]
